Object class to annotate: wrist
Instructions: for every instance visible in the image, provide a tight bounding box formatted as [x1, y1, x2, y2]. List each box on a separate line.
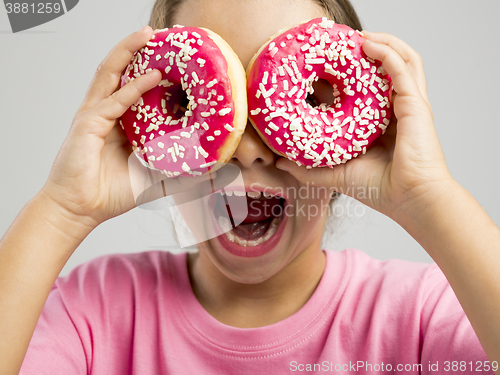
[390, 176, 457, 231]
[393, 178, 497, 262]
[35, 189, 98, 244]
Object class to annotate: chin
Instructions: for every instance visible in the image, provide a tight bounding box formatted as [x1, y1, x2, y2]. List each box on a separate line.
[204, 220, 294, 284]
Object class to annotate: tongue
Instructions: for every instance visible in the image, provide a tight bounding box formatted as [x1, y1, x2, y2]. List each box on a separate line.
[232, 196, 282, 240]
[232, 218, 273, 240]
[215, 195, 283, 240]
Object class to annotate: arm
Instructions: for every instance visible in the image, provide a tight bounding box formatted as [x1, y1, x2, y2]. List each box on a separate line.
[402, 179, 500, 367]
[363, 37, 500, 365]
[276, 32, 500, 370]
[0, 26, 162, 375]
[0, 192, 92, 375]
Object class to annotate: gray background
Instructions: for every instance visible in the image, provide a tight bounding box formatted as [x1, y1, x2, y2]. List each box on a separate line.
[1, 0, 498, 276]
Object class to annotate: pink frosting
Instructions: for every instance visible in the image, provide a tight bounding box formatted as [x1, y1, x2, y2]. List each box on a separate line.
[120, 27, 236, 177]
[247, 18, 392, 168]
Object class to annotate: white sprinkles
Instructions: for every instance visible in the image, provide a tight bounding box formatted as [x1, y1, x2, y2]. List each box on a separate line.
[123, 27, 236, 177]
[248, 17, 391, 168]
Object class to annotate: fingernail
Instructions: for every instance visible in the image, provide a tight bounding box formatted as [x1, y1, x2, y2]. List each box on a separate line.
[140, 25, 150, 32]
[276, 164, 288, 172]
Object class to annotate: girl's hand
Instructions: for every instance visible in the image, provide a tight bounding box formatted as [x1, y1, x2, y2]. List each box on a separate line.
[41, 26, 163, 228]
[276, 32, 454, 224]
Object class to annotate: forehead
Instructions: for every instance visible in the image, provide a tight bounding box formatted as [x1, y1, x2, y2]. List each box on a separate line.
[173, 0, 327, 69]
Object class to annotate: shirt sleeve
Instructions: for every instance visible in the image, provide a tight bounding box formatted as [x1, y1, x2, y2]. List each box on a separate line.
[420, 264, 495, 375]
[19, 283, 87, 375]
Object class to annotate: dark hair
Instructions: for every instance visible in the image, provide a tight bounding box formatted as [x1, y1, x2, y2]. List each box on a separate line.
[312, 0, 362, 30]
[149, 0, 182, 29]
[150, 0, 362, 31]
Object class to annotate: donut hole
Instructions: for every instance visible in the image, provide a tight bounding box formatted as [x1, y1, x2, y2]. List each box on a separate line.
[179, 91, 190, 112]
[306, 79, 336, 108]
[166, 85, 190, 120]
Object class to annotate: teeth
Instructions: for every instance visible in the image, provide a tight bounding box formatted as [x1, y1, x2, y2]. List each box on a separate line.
[261, 216, 280, 243]
[219, 190, 280, 199]
[217, 215, 233, 232]
[225, 229, 237, 243]
[222, 215, 281, 247]
[219, 190, 247, 197]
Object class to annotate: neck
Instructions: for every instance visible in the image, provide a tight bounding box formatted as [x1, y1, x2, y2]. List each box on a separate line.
[187, 238, 326, 328]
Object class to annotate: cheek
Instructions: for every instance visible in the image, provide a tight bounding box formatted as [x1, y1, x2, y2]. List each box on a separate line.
[286, 184, 336, 240]
[290, 194, 332, 231]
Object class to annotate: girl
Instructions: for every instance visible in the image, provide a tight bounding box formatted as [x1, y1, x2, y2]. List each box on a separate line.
[2, 0, 500, 373]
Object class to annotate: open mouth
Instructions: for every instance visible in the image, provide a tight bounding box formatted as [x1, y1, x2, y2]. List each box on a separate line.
[208, 189, 288, 257]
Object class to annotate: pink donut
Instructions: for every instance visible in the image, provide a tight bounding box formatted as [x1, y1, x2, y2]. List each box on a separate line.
[246, 18, 392, 168]
[120, 26, 247, 177]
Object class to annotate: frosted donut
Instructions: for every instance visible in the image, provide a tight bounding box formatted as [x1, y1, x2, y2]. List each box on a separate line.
[120, 26, 247, 177]
[246, 18, 392, 168]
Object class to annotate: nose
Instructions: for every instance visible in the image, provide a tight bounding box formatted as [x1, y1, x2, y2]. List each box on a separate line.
[231, 122, 276, 169]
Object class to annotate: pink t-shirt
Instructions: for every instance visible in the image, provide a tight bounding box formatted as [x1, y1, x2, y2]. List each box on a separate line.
[20, 249, 493, 374]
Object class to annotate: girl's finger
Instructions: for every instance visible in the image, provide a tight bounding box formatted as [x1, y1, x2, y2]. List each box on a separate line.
[82, 26, 154, 109]
[362, 32, 419, 66]
[362, 40, 421, 100]
[83, 69, 162, 138]
[134, 169, 218, 206]
[363, 40, 435, 140]
[362, 31, 429, 104]
[275, 157, 346, 191]
[175, 172, 217, 188]
[104, 122, 130, 145]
